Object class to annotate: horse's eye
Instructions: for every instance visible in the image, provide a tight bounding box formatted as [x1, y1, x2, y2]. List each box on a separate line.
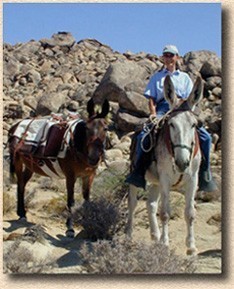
[191, 123, 196, 129]
[169, 123, 175, 129]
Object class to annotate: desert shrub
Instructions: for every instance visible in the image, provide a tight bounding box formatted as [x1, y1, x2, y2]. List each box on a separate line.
[92, 170, 128, 202]
[72, 171, 129, 241]
[22, 224, 48, 244]
[4, 241, 57, 273]
[3, 191, 16, 215]
[80, 237, 196, 274]
[72, 197, 127, 241]
[3, 225, 57, 273]
[41, 195, 67, 219]
[38, 177, 67, 192]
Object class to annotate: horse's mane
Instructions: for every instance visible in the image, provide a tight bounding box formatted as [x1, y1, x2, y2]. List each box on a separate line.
[72, 121, 87, 153]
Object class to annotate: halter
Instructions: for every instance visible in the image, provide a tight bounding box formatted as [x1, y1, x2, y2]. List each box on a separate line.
[74, 118, 108, 168]
[163, 109, 200, 160]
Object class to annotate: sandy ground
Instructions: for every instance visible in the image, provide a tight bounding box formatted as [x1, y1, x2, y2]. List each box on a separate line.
[3, 178, 221, 274]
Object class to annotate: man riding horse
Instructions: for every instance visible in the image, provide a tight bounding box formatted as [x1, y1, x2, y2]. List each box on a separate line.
[126, 44, 217, 193]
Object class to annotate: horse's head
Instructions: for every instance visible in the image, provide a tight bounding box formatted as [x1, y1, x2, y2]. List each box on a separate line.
[163, 75, 203, 173]
[85, 98, 109, 166]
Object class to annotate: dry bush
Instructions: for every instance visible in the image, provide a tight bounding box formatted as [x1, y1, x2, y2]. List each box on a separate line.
[80, 237, 196, 274]
[38, 177, 67, 192]
[92, 171, 128, 202]
[4, 241, 57, 273]
[41, 196, 67, 219]
[72, 172, 128, 241]
[72, 197, 126, 241]
[3, 191, 16, 215]
[3, 225, 57, 273]
[22, 224, 48, 243]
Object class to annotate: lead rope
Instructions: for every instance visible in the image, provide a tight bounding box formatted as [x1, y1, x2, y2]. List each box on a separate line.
[140, 113, 169, 153]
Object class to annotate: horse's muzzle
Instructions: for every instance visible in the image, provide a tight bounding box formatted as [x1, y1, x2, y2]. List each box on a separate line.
[175, 159, 190, 172]
[87, 157, 100, 167]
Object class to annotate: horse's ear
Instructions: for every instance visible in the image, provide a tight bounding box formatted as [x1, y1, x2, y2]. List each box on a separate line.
[97, 99, 110, 119]
[164, 75, 177, 108]
[187, 76, 203, 109]
[87, 98, 95, 118]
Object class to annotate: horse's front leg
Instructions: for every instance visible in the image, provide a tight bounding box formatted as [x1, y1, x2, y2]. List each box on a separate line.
[125, 184, 138, 239]
[65, 175, 76, 238]
[184, 178, 198, 255]
[159, 179, 170, 246]
[82, 174, 95, 201]
[147, 184, 161, 241]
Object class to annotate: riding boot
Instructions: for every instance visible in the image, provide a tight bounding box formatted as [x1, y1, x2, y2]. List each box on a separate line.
[198, 158, 218, 192]
[125, 154, 147, 190]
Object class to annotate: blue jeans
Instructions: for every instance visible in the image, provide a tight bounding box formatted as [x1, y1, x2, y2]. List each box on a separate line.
[136, 125, 212, 170]
[197, 127, 212, 170]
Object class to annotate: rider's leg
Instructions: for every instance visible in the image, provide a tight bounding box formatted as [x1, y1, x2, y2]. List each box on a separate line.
[197, 127, 217, 192]
[126, 129, 151, 190]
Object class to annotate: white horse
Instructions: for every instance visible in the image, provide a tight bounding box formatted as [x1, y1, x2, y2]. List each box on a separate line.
[126, 75, 203, 255]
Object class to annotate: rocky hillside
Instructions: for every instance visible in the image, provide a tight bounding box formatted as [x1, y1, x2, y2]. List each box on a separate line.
[3, 32, 221, 146]
[3, 32, 222, 274]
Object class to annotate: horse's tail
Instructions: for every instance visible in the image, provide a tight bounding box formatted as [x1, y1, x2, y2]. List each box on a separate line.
[9, 148, 17, 183]
[8, 125, 18, 184]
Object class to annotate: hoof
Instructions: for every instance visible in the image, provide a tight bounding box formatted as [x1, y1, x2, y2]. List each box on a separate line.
[151, 233, 160, 241]
[186, 247, 198, 256]
[18, 217, 27, 223]
[66, 229, 75, 238]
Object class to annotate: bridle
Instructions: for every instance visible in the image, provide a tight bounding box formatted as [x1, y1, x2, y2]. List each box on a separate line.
[85, 118, 108, 166]
[163, 109, 200, 160]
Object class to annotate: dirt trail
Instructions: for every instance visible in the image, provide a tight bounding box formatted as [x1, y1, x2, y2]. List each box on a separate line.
[3, 183, 221, 274]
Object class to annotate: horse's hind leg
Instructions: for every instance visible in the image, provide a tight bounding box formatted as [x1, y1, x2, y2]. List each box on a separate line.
[125, 185, 138, 238]
[147, 184, 161, 241]
[15, 160, 33, 219]
[184, 181, 198, 255]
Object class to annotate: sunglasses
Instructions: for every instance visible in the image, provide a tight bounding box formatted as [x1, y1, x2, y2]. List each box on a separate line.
[163, 53, 175, 58]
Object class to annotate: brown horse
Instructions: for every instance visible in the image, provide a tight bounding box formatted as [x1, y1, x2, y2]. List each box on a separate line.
[8, 98, 109, 238]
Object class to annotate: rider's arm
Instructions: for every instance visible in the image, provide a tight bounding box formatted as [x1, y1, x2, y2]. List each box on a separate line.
[149, 98, 157, 116]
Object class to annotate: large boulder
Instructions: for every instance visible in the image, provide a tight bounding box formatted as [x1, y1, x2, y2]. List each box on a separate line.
[36, 91, 68, 115]
[93, 60, 150, 104]
[40, 32, 76, 48]
[116, 111, 147, 132]
[119, 91, 150, 117]
[183, 50, 221, 81]
[200, 60, 221, 78]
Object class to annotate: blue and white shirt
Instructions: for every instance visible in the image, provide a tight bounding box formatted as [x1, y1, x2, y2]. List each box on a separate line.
[144, 68, 193, 117]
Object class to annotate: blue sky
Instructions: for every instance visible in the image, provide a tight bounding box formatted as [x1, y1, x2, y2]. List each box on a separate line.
[3, 2, 221, 57]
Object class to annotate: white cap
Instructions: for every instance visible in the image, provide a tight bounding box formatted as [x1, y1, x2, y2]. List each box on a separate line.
[162, 45, 179, 55]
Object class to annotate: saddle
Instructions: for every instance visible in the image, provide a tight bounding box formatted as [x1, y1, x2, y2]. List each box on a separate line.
[35, 123, 67, 157]
[12, 112, 81, 158]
